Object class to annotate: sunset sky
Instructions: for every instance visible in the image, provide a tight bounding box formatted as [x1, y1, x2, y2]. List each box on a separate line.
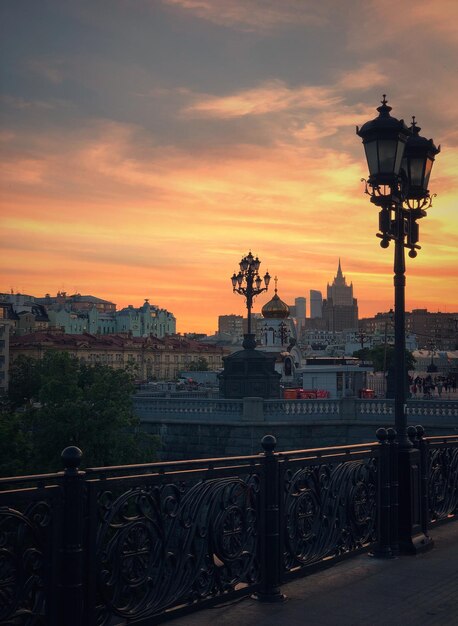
[1, 0, 457, 334]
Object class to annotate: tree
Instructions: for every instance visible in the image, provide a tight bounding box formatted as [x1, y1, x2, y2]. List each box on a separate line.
[7, 354, 42, 409]
[187, 357, 209, 371]
[4, 352, 159, 475]
[353, 345, 416, 373]
[353, 345, 416, 399]
[0, 399, 33, 477]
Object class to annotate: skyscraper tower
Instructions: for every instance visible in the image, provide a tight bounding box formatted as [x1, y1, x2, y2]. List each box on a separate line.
[322, 259, 358, 331]
[327, 259, 354, 305]
[310, 290, 323, 319]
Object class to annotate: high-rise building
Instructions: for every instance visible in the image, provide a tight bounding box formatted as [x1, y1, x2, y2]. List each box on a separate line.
[288, 297, 306, 333]
[322, 260, 358, 331]
[218, 315, 244, 342]
[310, 290, 323, 319]
[294, 297, 306, 332]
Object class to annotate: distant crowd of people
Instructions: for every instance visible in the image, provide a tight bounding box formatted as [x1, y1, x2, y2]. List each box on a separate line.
[409, 375, 457, 398]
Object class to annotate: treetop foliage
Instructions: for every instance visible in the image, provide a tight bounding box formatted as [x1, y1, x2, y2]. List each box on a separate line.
[353, 345, 416, 372]
[1, 351, 159, 476]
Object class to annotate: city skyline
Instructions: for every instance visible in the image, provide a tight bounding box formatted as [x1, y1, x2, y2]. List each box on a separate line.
[1, 1, 457, 334]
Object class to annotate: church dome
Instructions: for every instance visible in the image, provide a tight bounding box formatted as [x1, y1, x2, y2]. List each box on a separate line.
[262, 280, 289, 319]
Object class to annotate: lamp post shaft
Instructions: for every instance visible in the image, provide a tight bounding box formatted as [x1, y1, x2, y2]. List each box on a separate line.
[393, 230, 409, 448]
[246, 268, 254, 336]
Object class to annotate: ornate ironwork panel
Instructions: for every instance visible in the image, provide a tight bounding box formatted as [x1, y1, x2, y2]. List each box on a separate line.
[282, 455, 377, 573]
[428, 444, 458, 523]
[0, 483, 62, 625]
[86, 466, 260, 624]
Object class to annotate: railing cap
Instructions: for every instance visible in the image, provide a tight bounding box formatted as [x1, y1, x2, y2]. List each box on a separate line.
[261, 434, 277, 454]
[376, 427, 388, 442]
[386, 427, 397, 442]
[61, 446, 83, 473]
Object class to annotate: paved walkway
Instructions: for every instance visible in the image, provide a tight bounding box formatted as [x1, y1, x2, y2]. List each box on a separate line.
[169, 522, 458, 626]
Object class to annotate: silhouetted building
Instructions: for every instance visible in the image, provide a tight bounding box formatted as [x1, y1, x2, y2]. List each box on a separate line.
[310, 290, 323, 319]
[289, 297, 306, 334]
[322, 260, 358, 332]
[218, 315, 243, 343]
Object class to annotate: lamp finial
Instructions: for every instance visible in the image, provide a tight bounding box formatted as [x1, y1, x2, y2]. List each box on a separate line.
[377, 93, 392, 115]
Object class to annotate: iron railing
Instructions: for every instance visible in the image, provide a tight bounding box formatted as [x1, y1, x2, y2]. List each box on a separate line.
[419, 432, 458, 525]
[279, 443, 378, 579]
[1, 428, 458, 625]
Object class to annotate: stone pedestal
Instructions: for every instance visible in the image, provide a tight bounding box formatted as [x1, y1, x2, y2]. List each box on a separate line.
[219, 336, 281, 399]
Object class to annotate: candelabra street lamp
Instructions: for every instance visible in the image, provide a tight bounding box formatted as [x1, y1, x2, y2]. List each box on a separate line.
[357, 95, 440, 553]
[219, 251, 280, 398]
[231, 251, 271, 349]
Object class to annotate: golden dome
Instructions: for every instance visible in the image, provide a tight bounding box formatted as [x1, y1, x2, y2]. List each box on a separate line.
[262, 278, 289, 319]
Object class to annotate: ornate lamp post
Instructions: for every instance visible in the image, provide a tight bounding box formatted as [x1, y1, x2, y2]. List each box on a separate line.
[357, 95, 440, 552]
[277, 321, 289, 347]
[231, 251, 271, 349]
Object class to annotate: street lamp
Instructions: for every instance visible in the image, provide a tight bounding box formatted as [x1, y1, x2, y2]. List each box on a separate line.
[278, 321, 289, 346]
[357, 95, 440, 553]
[357, 95, 440, 446]
[231, 251, 271, 349]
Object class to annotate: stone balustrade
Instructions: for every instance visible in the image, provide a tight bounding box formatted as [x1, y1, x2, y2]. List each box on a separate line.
[134, 394, 458, 424]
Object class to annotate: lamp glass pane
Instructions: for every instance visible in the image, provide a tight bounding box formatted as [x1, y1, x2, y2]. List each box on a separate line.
[409, 157, 425, 187]
[424, 158, 433, 189]
[378, 140, 397, 174]
[364, 141, 378, 176]
[394, 139, 406, 176]
[400, 156, 408, 179]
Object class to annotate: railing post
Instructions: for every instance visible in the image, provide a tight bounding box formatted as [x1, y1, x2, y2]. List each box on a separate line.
[59, 446, 85, 626]
[372, 428, 394, 558]
[386, 427, 399, 555]
[416, 425, 432, 539]
[395, 426, 433, 554]
[254, 435, 285, 602]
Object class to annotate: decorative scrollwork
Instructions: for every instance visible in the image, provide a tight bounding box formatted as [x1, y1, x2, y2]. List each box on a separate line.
[283, 458, 377, 571]
[428, 446, 458, 522]
[93, 472, 259, 624]
[0, 500, 53, 624]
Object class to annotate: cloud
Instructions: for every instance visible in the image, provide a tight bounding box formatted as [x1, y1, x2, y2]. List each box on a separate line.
[1, 1, 457, 331]
[2, 106, 455, 333]
[346, 0, 458, 51]
[28, 58, 66, 84]
[184, 81, 341, 118]
[1, 95, 56, 111]
[161, 0, 331, 31]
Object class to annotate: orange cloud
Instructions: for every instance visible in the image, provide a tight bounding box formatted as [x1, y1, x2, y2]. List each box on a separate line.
[1, 101, 456, 334]
[184, 81, 341, 118]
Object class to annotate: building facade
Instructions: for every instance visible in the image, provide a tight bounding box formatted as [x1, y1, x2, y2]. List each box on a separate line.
[9, 331, 226, 381]
[2, 292, 176, 339]
[116, 300, 176, 337]
[359, 309, 458, 351]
